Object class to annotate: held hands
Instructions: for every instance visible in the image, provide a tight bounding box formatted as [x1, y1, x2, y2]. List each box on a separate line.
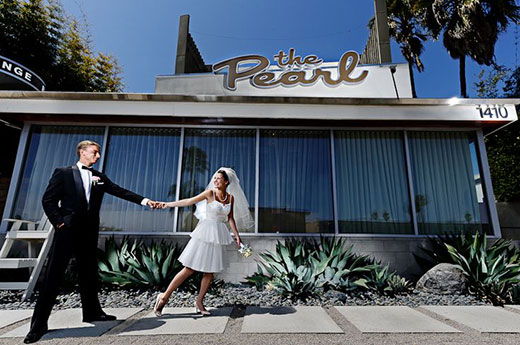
[146, 200, 170, 209]
[157, 202, 169, 209]
[146, 200, 166, 209]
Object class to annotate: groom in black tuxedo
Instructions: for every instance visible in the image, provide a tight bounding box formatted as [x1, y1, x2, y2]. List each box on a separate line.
[24, 140, 158, 344]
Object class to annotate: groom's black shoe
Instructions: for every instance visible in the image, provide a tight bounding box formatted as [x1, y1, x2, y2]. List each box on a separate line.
[82, 313, 117, 322]
[23, 326, 48, 344]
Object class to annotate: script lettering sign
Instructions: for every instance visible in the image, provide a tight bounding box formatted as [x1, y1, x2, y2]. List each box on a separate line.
[213, 49, 368, 91]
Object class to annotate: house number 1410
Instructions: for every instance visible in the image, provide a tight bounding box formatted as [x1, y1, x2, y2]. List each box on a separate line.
[476, 105, 508, 119]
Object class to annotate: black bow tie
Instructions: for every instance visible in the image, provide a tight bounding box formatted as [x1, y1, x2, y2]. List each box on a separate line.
[81, 166, 94, 172]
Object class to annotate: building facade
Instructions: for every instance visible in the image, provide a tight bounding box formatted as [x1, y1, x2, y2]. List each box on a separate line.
[0, 9, 518, 281]
[0, 77, 518, 281]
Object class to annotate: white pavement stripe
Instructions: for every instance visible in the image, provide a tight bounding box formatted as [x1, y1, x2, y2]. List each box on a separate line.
[423, 306, 520, 333]
[241, 306, 343, 333]
[0, 308, 141, 339]
[119, 307, 232, 335]
[335, 306, 461, 333]
[0, 310, 32, 329]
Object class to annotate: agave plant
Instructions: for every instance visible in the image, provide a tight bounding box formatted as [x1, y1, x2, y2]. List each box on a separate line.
[98, 236, 225, 293]
[247, 236, 404, 299]
[192, 273, 226, 294]
[509, 283, 520, 304]
[97, 236, 140, 287]
[446, 232, 520, 305]
[354, 263, 412, 296]
[386, 274, 413, 295]
[355, 264, 390, 294]
[271, 265, 324, 299]
[98, 236, 184, 289]
[414, 231, 476, 271]
[124, 240, 184, 289]
[245, 267, 271, 291]
[312, 237, 377, 292]
[255, 239, 328, 299]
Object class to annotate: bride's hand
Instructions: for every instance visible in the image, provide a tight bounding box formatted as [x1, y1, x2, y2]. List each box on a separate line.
[235, 235, 241, 247]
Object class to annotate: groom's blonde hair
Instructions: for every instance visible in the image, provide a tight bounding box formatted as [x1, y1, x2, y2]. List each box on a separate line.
[76, 140, 101, 157]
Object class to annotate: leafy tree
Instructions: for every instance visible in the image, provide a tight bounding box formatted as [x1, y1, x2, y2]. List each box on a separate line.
[385, 0, 428, 98]
[418, 0, 520, 98]
[93, 53, 122, 92]
[0, 0, 61, 85]
[503, 66, 520, 98]
[0, 0, 122, 92]
[475, 65, 509, 98]
[477, 65, 520, 201]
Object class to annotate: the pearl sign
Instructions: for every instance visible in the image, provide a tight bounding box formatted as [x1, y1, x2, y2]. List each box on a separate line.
[213, 49, 369, 91]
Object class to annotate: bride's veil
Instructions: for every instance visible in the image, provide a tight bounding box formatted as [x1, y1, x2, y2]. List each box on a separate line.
[193, 167, 255, 231]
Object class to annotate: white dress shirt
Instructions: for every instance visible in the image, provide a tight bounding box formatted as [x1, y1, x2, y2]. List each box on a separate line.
[76, 162, 92, 203]
[76, 162, 149, 206]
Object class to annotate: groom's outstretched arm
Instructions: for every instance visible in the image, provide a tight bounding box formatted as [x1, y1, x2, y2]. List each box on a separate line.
[101, 173, 145, 204]
[100, 173, 157, 207]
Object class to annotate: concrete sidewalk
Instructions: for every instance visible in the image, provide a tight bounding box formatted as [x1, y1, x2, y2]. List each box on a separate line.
[1, 305, 520, 344]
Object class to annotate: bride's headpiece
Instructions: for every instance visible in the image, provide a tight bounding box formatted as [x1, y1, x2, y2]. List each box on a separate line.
[194, 167, 255, 231]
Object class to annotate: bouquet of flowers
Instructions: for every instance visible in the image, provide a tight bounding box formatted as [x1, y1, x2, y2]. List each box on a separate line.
[238, 242, 253, 258]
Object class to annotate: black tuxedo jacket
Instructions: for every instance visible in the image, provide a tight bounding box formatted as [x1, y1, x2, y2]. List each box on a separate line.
[42, 165, 145, 229]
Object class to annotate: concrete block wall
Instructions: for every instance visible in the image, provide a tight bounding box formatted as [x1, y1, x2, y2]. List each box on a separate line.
[219, 237, 431, 282]
[347, 237, 429, 280]
[217, 237, 278, 283]
[98, 235, 431, 283]
[0, 232, 502, 286]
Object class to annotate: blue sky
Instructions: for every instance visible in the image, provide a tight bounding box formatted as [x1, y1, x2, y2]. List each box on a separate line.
[61, 0, 519, 98]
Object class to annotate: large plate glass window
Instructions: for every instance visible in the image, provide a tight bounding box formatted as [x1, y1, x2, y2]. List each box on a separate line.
[408, 131, 488, 235]
[11, 125, 105, 222]
[259, 129, 334, 233]
[334, 131, 412, 234]
[177, 128, 256, 232]
[100, 127, 180, 232]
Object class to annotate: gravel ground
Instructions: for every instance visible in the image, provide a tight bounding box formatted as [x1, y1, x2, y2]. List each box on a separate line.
[0, 283, 489, 310]
[3, 285, 519, 345]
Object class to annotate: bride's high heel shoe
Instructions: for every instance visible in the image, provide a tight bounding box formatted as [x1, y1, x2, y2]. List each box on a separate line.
[154, 293, 166, 317]
[194, 301, 211, 316]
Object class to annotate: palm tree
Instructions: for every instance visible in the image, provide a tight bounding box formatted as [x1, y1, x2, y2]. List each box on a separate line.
[181, 145, 209, 198]
[419, 0, 520, 98]
[385, 0, 429, 98]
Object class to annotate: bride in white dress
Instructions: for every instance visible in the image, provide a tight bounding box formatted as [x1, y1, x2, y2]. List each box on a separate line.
[153, 167, 253, 316]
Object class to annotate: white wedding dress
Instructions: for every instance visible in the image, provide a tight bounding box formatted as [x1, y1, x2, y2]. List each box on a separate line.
[178, 200, 234, 273]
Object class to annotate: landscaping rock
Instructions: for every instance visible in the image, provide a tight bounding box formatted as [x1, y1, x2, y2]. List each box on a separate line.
[416, 263, 468, 295]
[324, 290, 347, 303]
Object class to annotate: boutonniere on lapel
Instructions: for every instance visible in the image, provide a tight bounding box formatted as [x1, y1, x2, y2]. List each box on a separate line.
[91, 176, 104, 186]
